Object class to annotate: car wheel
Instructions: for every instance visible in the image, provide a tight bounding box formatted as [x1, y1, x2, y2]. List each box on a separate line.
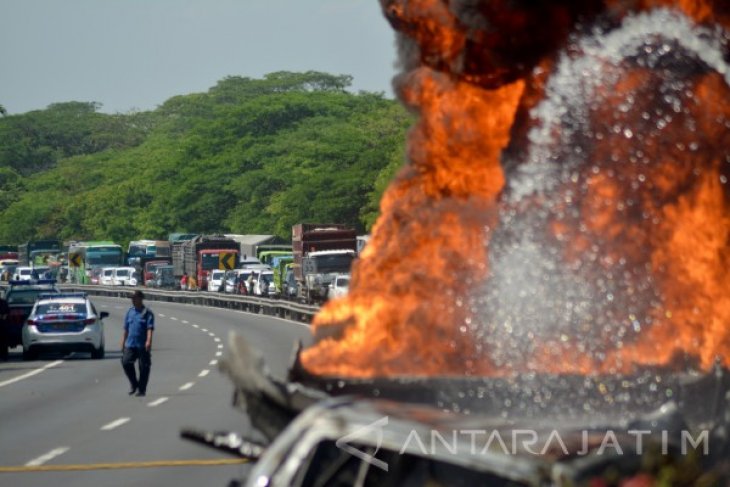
[91, 345, 105, 360]
[22, 347, 36, 361]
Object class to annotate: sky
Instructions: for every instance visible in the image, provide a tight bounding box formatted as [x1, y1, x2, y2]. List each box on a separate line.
[0, 0, 399, 115]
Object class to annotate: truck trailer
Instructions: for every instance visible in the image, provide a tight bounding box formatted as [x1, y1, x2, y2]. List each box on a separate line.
[172, 235, 240, 290]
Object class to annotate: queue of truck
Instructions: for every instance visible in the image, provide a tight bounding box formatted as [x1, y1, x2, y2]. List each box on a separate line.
[0, 224, 365, 304]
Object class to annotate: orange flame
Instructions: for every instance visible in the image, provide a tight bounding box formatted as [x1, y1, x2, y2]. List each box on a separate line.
[303, 71, 524, 377]
[302, 1, 730, 378]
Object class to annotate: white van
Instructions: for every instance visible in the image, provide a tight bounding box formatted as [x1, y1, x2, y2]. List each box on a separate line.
[207, 269, 226, 292]
[100, 268, 115, 286]
[13, 266, 34, 281]
[253, 270, 276, 296]
[112, 267, 136, 286]
[327, 273, 350, 300]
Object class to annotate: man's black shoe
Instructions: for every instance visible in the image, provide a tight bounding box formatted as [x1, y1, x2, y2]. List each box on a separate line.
[134, 391, 146, 397]
[128, 387, 137, 395]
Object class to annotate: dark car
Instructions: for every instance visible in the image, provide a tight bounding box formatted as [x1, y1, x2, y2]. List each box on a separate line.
[1, 280, 60, 359]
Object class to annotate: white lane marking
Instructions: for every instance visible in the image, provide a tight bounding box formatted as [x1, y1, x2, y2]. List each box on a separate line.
[198, 370, 209, 377]
[217, 344, 223, 349]
[148, 397, 169, 407]
[209, 359, 218, 366]
[0, 360, 64, 388]
[182, 320, 189, 324]
[25, 447, 70, 466]
[170, 317, 178, 321]
[201, 328, 208, 332]
[213, 337, 221, 342]
[208, 332, 215, 337]
[192, 324, 199, 328]
[215, 351, 222, 357]
[101, 418, 130, 431]
[179, 382, 194, 391]
[113, 306, 122, 309]
[158, 313, 166, 317]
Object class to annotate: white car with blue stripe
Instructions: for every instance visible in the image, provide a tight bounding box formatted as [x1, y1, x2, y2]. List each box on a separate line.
[21, 293, 108, 360]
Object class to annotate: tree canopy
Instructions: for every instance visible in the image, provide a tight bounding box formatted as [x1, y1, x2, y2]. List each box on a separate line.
[0, 71, 411, 246]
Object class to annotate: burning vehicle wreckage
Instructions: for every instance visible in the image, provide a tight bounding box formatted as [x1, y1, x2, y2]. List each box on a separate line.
[179, 337, 730, 487]
[184, 0, 730, 485]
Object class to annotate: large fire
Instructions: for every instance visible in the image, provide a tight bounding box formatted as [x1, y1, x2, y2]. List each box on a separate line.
[301, 1, 730, 377]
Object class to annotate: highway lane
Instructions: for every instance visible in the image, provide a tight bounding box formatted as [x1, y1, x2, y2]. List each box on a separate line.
[0, 295, 313, 486]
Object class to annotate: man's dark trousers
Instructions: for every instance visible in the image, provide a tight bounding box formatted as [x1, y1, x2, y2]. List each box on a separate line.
[122, 347, 151, 393]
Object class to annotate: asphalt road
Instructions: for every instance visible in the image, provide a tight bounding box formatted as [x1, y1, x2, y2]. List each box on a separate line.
[0, 295, 313, 487]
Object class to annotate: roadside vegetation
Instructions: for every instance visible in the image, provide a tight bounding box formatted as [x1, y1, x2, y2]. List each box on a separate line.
[0, 71, 411, 244]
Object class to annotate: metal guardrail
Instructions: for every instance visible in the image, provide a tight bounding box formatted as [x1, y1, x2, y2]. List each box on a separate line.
[57, 285, 320, 324]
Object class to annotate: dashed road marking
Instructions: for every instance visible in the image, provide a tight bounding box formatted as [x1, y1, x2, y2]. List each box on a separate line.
[179, 382, 194, 391]
[209, 359, 218, 366]
[198, 370, 209, 377]
[170, 317, 178, 321]
[158, 313, 166, 317]
[217, 344, 223, 349]
[147, 397, 169, 407]
[0, 360, 64, 388]
[192, 324, 199, 328]
[213, 337, 220, 342]
[208, 332, 215, 337]
[215, 351, 223, 357]
[25, 447, 69, 467]
[182, 320, 189, 324]
[101, 418, 130, 431]
[201, 328, 208, 332]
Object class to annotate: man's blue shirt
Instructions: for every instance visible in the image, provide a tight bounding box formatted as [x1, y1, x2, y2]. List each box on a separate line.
[124, 306, 154, 349]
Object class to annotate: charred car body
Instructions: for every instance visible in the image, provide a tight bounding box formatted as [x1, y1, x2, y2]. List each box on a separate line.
[182, 335, 730, 486]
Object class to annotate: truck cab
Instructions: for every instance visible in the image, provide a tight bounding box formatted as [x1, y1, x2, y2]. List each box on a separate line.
[301, 250, 355, 303]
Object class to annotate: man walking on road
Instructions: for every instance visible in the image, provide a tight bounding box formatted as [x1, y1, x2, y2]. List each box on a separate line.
[121, 290, 155, 397]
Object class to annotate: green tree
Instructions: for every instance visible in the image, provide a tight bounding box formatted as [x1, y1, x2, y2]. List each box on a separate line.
[0, 72, 409, 244]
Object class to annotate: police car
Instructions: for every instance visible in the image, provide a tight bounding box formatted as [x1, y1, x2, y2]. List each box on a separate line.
[21, 292, 108, 360]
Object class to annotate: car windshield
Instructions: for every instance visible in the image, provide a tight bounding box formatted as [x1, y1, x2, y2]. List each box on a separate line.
[337, 277, 350, 287]
[116, 269, 129, 277]
[87, 249, 122, 266]
[19, 269, 31, 276]
[36, 302, 86, 315]
[201, 253, 223, 270]
[7, 289, 58, 305]
[212, 271, 225, 279]
[128, 245, 146, 258]
[312, 254, 354, 274]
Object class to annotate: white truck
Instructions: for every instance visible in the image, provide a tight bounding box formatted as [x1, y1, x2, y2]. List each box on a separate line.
[292, 224, 357, 304]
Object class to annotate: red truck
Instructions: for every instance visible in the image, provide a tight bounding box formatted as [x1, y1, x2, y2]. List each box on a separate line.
[0, 245, 18, 261]
[173, 235, 239, 290]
